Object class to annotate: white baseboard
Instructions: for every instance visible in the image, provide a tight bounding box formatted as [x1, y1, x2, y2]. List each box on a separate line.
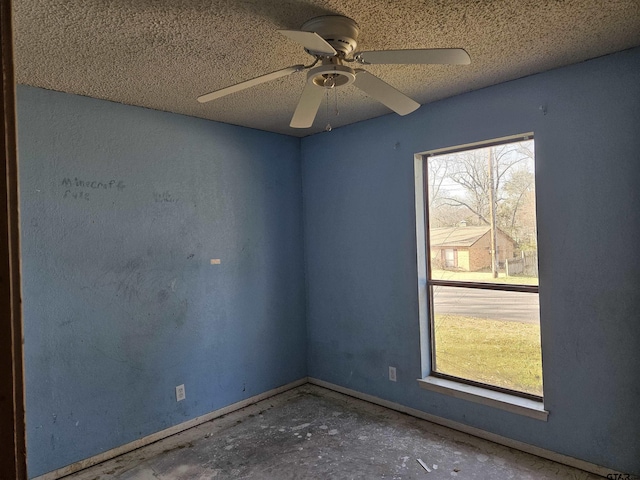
[33, 378, 307, 480]
[307, 377, 620, 478]
[33, 377, 624, 480]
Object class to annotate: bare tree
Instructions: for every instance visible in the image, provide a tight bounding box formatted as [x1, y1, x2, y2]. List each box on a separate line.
[431, 142, 534, 230]
[442, 150, 491, 225]
[427, 138, 537, 275]
[427, 156, 449, 206]
[497, 168, 536, 242]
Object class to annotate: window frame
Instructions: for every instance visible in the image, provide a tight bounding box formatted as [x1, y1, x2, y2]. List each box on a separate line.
[420, 133, 542, 402]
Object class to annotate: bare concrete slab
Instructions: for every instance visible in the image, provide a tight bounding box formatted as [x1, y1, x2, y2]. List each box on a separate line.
[63, 385, 604, 479]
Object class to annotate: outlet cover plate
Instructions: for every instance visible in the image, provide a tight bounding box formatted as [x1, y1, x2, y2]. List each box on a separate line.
[389, 366, 397, 382]
[176, 384, 186, 401]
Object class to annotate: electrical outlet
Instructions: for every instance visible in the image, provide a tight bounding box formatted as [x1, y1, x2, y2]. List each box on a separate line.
[389, 366, 397, 382]
[176, 384, 186, 402]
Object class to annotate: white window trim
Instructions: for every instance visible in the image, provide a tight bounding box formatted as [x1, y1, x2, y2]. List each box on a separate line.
[418, 376, 548, 421]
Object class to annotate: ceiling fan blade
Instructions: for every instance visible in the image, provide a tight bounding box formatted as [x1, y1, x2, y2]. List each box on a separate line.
[290, 82, 324, 128]
[197, 65, 304, 103]
[353, 70, 420, 116]
[355, 48, 471, 65]
[278, 30, 337, 56]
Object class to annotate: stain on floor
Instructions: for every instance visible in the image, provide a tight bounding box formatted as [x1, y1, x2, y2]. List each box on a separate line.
[62, 385, 610, 479]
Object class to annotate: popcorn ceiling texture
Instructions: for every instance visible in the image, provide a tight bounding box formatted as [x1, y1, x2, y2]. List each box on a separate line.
[12, 0, 640, 137]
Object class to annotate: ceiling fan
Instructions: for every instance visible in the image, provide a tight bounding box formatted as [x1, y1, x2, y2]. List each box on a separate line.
[197, 15, 471, 129]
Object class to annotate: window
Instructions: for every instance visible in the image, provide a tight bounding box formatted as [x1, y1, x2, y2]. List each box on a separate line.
[418, 134, 542, 400]
[444, 249, 457, 268]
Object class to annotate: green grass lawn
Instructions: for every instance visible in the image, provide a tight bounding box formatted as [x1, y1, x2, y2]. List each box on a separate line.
[434, 314, 543, 397]
[432, 269, 538, 286]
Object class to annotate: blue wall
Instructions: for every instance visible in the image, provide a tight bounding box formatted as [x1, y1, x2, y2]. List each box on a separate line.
[18, 86, 307, 478]
[302, 48, 640, 475]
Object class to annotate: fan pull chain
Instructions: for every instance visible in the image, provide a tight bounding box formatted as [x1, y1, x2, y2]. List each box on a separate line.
[325, 85, 332, 132]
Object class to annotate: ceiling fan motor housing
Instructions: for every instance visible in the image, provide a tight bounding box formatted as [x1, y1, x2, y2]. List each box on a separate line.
[301, 15, 360, 56]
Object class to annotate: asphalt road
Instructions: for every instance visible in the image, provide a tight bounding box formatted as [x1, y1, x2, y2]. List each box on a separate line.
[432, 286, 539, 324]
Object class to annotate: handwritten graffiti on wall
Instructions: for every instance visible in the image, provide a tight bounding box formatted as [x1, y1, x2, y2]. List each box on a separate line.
[61, 177, 126, 201]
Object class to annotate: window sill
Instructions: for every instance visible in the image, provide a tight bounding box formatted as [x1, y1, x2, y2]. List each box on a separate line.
[417, 376, 548, 421]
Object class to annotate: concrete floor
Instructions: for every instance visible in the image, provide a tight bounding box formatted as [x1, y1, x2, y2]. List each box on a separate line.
[64, 384, 604, 480]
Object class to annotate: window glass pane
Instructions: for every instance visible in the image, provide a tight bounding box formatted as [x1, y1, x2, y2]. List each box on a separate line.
[431, 285, 542, 396]
[428, 140, 538, 286]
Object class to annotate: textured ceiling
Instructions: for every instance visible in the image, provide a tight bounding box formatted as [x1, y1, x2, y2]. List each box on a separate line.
[12, 0, 640, 137]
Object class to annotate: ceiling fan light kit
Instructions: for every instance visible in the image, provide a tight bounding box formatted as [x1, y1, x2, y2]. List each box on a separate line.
[308, 62, 356, 89]
[197, 15, 471, 130]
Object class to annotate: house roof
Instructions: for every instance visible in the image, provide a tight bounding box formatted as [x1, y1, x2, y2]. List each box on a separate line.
[430, 226, 492, 248]
[12, 0, 640, 137]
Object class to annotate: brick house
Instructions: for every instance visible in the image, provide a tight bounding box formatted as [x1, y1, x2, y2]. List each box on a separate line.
[430, 226, 516, 271]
